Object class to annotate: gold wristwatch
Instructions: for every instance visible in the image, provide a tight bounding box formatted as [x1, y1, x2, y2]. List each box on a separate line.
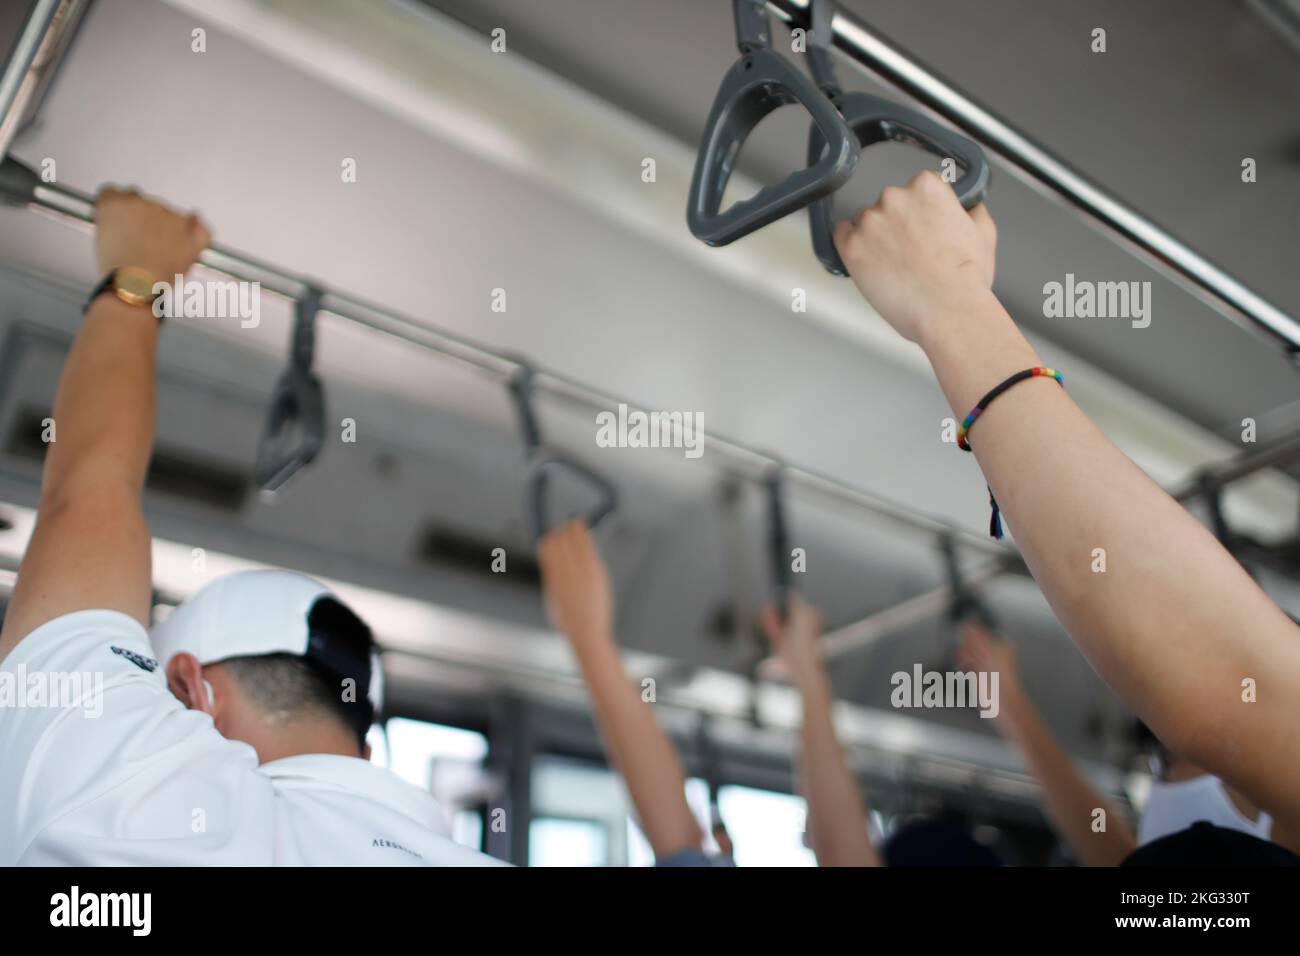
[86, 267, 162, 314]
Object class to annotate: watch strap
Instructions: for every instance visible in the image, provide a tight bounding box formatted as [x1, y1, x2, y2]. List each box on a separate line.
[84, 270, 118, 312]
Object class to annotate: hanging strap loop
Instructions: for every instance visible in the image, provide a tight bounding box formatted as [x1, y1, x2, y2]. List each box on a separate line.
[939, 532, 997, 630]
[807, 0, 842, 98]
[507, 363, 617, 542]
[765, 462, 793, 618]
[254, 284, 326, 494]
[686, 0, 858, 246]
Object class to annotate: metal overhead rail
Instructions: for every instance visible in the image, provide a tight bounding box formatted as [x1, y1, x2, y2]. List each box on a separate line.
[0, 0, 71, 161]
[757, 556, 1006, 679]
[1171, 429, 1300, 502]
[0, 152, 1003, 556]
[765, 0, 1300, 364]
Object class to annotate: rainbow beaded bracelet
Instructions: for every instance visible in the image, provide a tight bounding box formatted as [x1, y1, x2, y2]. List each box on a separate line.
[956, 367, 1064, 538]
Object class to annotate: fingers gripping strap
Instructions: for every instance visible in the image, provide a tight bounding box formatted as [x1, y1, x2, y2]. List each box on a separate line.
[808, 93, 991, 276]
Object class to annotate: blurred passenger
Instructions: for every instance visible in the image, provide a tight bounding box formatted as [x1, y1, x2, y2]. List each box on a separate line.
[882, 814, 1002, 867]
[537, 519, 731, 866]
[761, 598, 1003, 866]
[759, 596, 879, 866]
[0, 189, 500, 866]
[957, 623, 1298, 865]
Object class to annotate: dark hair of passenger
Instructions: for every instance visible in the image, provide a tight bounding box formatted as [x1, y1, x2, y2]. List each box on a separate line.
[221, 597, 375, 750]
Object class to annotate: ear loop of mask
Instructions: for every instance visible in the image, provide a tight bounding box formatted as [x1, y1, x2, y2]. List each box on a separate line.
[203, 679, 215, 708]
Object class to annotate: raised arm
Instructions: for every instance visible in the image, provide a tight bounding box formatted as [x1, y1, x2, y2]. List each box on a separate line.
[761, 596, 879, 866]
[955, 624, 1136, 866]
[536, 519, 705, 860]
[834, 171, 1300, 834]
[0, 190, 208, 661]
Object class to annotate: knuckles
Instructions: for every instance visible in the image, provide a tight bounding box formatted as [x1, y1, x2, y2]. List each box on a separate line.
[915, 169, 946, 193]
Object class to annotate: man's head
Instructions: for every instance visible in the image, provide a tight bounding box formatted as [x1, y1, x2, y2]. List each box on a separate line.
[152, 571, 380, 763]
[882, 813, 1004, 867]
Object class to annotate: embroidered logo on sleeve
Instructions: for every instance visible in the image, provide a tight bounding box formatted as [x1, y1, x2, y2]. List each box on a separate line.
[110, 645, 159, 672]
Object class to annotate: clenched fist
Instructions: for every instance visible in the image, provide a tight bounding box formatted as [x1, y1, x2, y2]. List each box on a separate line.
[94, 186, 211, 284]
[833, 169, 997, 345]
[759, 594, 825, 690]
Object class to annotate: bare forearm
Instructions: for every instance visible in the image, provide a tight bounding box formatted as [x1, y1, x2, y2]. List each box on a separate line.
[794, 670, 879, 867]
[567, 630, 703, 858]
[918, 293, 1300, 828]
[0, 298, 158, 654]
[44, 297, 159, 495]
[1000, 694, 1135, 866]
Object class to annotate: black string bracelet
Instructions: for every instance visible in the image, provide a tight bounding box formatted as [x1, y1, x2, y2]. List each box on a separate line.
[956, 367, 1064, 539]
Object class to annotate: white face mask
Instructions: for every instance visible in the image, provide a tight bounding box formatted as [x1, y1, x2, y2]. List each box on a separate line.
[1138, 775, 1272, 846]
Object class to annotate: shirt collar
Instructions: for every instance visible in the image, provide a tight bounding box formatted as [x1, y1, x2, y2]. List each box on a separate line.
[258, 753, 451, 837]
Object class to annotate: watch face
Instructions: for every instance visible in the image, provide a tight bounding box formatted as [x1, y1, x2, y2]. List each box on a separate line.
[115, 267, 157, 305]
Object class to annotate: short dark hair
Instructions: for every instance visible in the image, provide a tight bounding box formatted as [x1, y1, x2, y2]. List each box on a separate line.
[221, 652, 346, 725]
[222, 597, 376, 750]
[882, 814, 1003, 867]
[1123, 822, 1300, 867]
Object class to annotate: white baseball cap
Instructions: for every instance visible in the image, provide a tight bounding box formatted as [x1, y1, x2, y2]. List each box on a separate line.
[149, 569, 383, 722]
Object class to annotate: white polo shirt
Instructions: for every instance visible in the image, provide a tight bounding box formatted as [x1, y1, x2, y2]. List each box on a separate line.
[0, 609, 505, 866]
